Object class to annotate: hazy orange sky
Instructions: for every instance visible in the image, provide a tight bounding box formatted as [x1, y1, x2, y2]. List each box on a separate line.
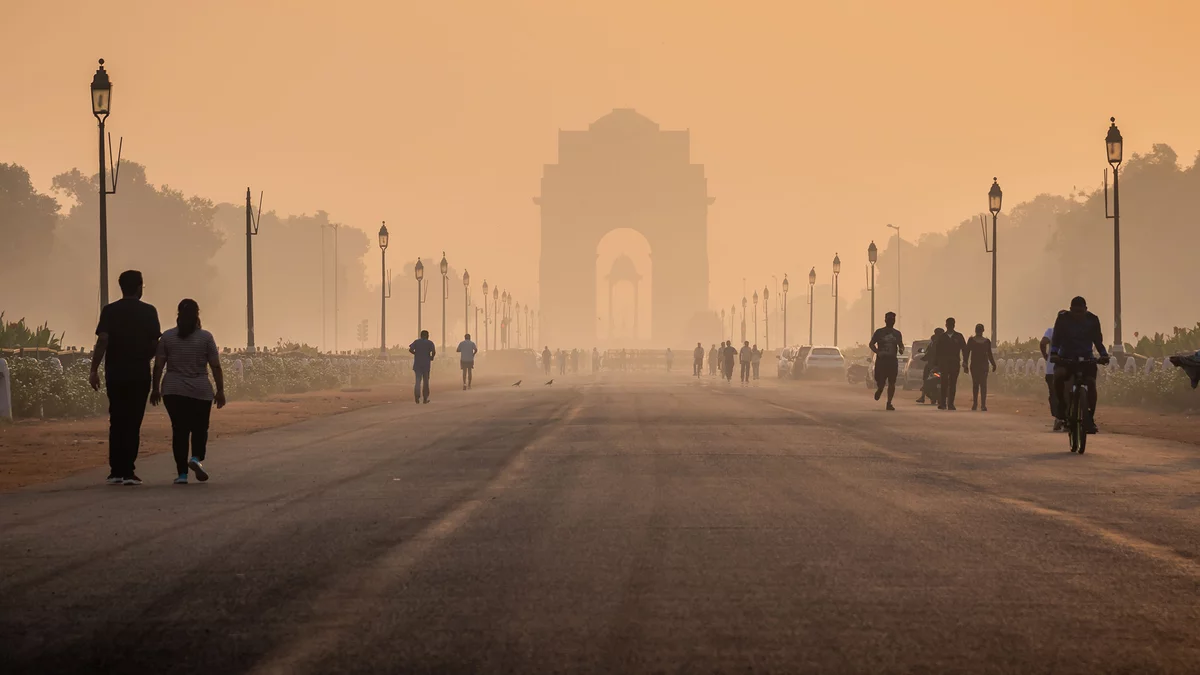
[6, 0, 1200, 312]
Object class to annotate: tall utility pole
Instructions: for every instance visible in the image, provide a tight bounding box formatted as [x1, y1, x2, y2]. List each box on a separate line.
[867, 241, 878, 335]
[378, 223, 390, 357]
[245, 188, 262, 352]
[832, 254, 841, 347]
[331, 223, 339, 353]
[807, 267, 816, 346]
[763, 286, 770, 349]
[781, 275, 789, 348]
[887, 224, 901, 329]
[439, 253, 449, 350]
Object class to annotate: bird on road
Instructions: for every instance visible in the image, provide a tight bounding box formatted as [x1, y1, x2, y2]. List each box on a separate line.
[512, 380, 522, 387]
[545, 379, 554, 386]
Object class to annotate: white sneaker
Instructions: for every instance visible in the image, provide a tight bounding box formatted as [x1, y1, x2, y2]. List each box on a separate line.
[106, 475, 124, 485]
[188, 458, 209, 482]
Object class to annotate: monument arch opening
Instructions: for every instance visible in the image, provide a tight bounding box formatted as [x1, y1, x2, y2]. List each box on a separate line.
[595, 229, 652, 343]
[536, 109, 711, 348]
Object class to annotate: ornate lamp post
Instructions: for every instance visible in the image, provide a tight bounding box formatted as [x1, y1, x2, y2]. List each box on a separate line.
[763, 286, 770, 349]
[91, 59, 122, 307]
[462, 270, 470, 339]
[415, 258, 426, 335]
[753, 290, 759, 345]
[493, 286, 499, 350]
[832, 254, 842, 347]
[482, 280, 489, 350]
[781, 275, 790, 347]
[439, 253, 449, 349]
[987, 178, 1003, 343]
[867, 241, 878, 334]
[1104, 117, 1125, 354]
[807, 268, 816, 346]
[378, 223, 391, 357]
[741, 296, 748, 344]
[730, 305, 735, 341]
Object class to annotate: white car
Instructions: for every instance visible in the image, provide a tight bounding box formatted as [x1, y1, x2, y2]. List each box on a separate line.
[804, 346, 846, 377]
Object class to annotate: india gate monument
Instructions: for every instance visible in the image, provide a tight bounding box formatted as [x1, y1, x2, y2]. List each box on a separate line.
[536, 109, 712, 348]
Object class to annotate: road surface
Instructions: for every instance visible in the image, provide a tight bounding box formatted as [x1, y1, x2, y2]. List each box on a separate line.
[3, 373, 1199, 674]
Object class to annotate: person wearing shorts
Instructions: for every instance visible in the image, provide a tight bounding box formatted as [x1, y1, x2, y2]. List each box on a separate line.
[456, 333, 478, 390]
[869, 311, 904, 410]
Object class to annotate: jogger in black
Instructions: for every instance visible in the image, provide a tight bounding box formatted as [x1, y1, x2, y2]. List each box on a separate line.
[90, 270, 161, 486]
[869, 312, 904, 410]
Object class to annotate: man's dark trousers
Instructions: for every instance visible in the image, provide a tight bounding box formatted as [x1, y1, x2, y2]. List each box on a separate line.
[939, 367, 960, 408]
[1045, 373, 1059, 418]
[107, 376, 151, 477]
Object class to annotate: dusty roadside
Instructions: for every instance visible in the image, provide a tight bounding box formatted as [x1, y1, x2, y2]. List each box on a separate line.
[0, 373, 508, 490]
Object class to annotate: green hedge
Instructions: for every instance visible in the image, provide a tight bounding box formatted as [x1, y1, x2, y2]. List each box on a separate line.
[991, 367, 1196, 412]
[4, 354, 413, 420]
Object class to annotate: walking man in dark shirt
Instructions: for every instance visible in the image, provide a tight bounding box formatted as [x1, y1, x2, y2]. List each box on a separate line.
[693, 342, 705, 377]
[869, 311, 904, 410]
[934, 317, 967, 410]
[542, 346, 552, 375]
[89, 270, 161, 485]
[409, 330, 436, 403]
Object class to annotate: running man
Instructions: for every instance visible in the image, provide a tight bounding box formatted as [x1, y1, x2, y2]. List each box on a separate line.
[868, 311, 904, 410]
[456, 333, 477, 390]
[409, 330, 436, 404]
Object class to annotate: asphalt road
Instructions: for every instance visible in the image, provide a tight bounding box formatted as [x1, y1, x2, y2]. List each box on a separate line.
[3, 372, 1199, 674]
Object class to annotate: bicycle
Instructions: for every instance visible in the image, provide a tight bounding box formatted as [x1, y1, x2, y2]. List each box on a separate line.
[1053, 356, 1097, 454]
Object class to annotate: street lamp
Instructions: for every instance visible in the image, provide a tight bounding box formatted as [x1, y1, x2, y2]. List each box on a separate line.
[415, 257, 425, 335]
[244, 188, 262, 352]
[741, 296, 748, 344]
[501, 291, 509, 349]
[493, 286, 499, 351]
[482, 280, 489, 350]
[867, 240, 878, 334]
[753, 290, 759, 345]
[730, 304, 735, 342]
[886, 224, 902, 328]
[1104, 117, 1125, 354]
[440, 252, 449, 349]
[986, 178, 1003, 343]
[378, 223, 391, 357]
[807, 267, 816, 346]
[515, 301, 521, 347]
[91, 59, 122, 308]
[763, 286, 770, 349]
[781, 274, 789, 348]
[832, 254, 841, 347]
[462, 269, 470, 339]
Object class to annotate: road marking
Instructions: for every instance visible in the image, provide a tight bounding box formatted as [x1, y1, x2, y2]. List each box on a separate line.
[995, 496, 1200, 578]
[247, 397, 583, 675]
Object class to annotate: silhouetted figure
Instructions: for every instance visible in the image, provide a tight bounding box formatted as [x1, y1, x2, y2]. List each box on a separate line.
[151, 299, 225, 484]
[592, 347, 600, 372]
[869, 311, 904, 410]
[665, 348, 674, 372]
[1050, 296, 1110, 435]
[751, 344, 762, 380]
[739, 341, 752, 384]
[456, 333, 478, 390]
[542, 346, 552, 375]
[571, 348, 580, 373]
[934, 318, 966, 410]
[89, 270, 161, 486]
[916, 328, 944, 404]
[557, 349, 567, 375]
[409, 329, 436, 404]
[693, 342, 704, 377]
[963, 323, 996, 411]
[708, 344, 718, 376]
[723, 341, 736, 382]
[1040, 325, 1062, 430]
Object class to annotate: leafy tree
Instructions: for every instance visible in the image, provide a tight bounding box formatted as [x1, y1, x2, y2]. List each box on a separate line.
[0, 163, 59, 286]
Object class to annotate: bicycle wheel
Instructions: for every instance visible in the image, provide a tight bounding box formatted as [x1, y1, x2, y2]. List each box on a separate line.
[1076, 385, 1088, 454]
[1067, 386, 1082, 453]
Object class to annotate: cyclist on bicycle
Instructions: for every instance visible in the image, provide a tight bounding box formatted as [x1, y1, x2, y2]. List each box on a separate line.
[1049, 296, 1111, 434]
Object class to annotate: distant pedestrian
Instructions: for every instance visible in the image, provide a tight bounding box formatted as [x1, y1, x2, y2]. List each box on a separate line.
[869, 311, 904, 411]
[89, 270, 161, 486]
[963, 323, 996, 411]
[708, 344, 718, 376]
[1039, 325, 1061, 430]
[456, 333, 478, 390]
[934, 318, 966, 410]
[557, 349, 567, 375]
[751, 344, 762, 380]
[665, 348, 674, 372]
[542, 346, 552, 375]
[723, 341, 736, 382]
[739, 341, 752, 384]
[592, 347, 600, 372]
[572, 348, 580, 373]
[409, 330, 436, 404]
[150, 299, 225, 485]
[915, 328, 944, 404]
[693, 342, 704, 377]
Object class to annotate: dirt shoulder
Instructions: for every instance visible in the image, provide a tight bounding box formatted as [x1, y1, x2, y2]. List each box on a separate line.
[973, 392, 1199, 446]
[0, 372, 509, 490]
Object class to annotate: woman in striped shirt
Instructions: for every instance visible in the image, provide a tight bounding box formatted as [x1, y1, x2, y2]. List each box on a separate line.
[150, 299, 226, 484]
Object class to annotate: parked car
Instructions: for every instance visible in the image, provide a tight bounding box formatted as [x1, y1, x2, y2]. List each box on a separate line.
[804, 346, 846, 378]
[902, 340, 932, 389]
[787, 345, 813, 379]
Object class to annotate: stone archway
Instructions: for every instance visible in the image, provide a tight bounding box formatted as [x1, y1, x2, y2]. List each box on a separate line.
[535, 109, 712, 347]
